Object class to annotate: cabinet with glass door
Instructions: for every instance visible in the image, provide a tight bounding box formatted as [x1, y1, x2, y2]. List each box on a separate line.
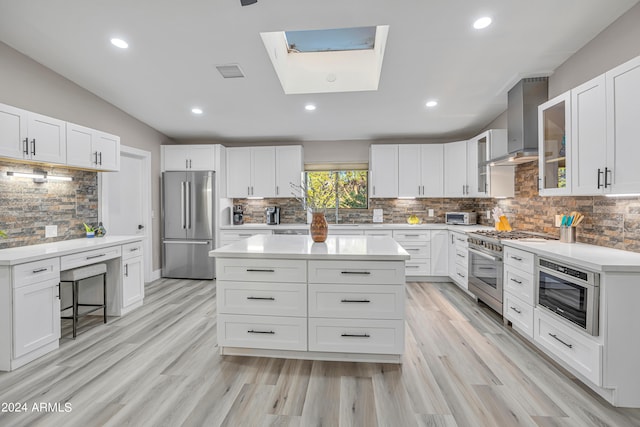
[538, 92, 571, 196]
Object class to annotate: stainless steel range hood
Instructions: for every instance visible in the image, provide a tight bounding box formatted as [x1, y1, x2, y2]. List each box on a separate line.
[490, 77, 548, 165]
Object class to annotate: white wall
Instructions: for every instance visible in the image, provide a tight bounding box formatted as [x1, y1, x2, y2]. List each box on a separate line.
[0, 41, 170, 272]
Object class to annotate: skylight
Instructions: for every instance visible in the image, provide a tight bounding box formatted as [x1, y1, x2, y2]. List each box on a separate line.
[284, 26, 376, 53]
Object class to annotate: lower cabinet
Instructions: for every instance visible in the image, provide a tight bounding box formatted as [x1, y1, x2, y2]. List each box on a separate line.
[217, 314, 307, 351]
[122, 255, 144, 311]
[503, 246, 536, 338]
[448, 231, 469, 290]
[393, 230, 431, 276]
[13, 279, 60, 359]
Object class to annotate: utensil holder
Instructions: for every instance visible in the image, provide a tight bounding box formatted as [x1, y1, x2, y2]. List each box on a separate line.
[559, 226, 576, 243]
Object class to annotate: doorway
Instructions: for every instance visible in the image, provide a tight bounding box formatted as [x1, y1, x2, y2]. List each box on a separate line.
[99, 145, 152, 282]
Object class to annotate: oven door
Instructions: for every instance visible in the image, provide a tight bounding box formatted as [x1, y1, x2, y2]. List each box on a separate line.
[467, 248, 503, 312]
[538, 267, 599, 335]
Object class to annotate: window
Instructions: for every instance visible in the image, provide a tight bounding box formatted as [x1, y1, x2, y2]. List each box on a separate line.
[305, 170, 368, 209]
[284, 26, 376, 53]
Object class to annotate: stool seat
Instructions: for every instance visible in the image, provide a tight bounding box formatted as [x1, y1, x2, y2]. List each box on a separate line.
[61, 263, 107, 282]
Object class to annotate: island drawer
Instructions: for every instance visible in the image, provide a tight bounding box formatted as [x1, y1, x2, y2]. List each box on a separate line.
[534, 309, 602, 386]
[61, 245, 122, 270]
[504, 293, 533, 338]
[504, 247, 535, 274]
[216, 258, 307, 283]
[217, 314, 307, 351]
[122, 241, 143, 260]
[217, 281, 307, 317]
[308, 284, 404, 319]
[308, 318, 404, 355]
[13, 258, 61, 288]
[504, 265, 534, 305]
[308, 260, 405, 285]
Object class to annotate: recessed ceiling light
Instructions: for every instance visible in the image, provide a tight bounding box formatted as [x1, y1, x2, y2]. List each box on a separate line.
[473, 17, 492, 30]
[426, 100, 438, 108]
[305, 104, 316, 111]
[191, 108, 203, 115]
[110, 38, 129, 49]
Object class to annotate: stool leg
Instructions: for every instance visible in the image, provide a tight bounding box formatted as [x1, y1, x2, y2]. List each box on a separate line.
[73, 280, 78, 339]
[102, 273, 107, 324]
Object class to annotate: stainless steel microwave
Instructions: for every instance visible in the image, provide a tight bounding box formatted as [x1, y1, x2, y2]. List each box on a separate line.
[445, 212, 477, 225]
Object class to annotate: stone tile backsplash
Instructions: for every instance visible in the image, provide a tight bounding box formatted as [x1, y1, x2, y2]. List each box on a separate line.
[0, 160, 98, 249]
[235, 161, 640, 253]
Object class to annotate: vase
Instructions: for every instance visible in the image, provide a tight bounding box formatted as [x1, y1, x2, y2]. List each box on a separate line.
[310, 212, 328, 242]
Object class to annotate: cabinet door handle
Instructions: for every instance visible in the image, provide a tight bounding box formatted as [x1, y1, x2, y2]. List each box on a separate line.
[248, 329, 275, 335]
[23, 138, 29, 155]
[373, 185, 376, 196]
[247, 296, 275, 301]
[31, 139, 36, 156]
[189, 159, 192, 169]
[86, 253, 106, 260]
[124, 263, 129, 277]
[510, 278, 522, 284]
[597, 168, 603, 189]
[548, 333, 573, 348]
[340, 271, 371, 275]
[510, 306, 522, 314]
[99, 152, 103, 165]
[510, 256, 523, 261]
[94, 151, 99, 165]
[604, 167, 611, 188]
[340, 299, 371, 303]
[246, 268, 275, 273]
[341, 333, 370, 338]
[186, 159, 189, 169]
[276, 186, 279, 195]
[32, 267, 48, 273]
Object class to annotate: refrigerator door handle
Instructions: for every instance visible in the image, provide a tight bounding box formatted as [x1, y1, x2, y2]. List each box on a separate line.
[187, 181, 192, 229]
[180, 182, 186, 229]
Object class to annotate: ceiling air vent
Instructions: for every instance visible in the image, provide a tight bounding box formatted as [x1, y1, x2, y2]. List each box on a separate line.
[216, 64, 245, 79]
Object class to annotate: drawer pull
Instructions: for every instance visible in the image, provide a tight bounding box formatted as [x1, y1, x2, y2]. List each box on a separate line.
[247, 296, 275, 301]
[239, 234, 254, 237]
[340, 299, 371, 303]
[32, 267, 49, 273]
[341, 333, 370, 338]
[129, 247, 140, 252]
[456, 253, 465, 258]
[406, 248, 420, 252]
[548, 333, 573, 348]
[248, 329, 275, 335]
[478, 267, 494, 270]
[510, 256, 523, 261]
[456, 238, 466, 242]
[246, 269, 275, 273]
[341, 271, 371, 275]
[86, 253, 106, 260]
[510, 278, 522, 284]
[456, 272, 466, 278]
[509, 306, 522, 314]
[402, 234, 420, 237]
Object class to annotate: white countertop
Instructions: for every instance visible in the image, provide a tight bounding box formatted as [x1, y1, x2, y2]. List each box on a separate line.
[0, 235, 144, 266]
[209, 234, 411, 261]
[503, 240, 640, 273]
[221, 223, 491, 232]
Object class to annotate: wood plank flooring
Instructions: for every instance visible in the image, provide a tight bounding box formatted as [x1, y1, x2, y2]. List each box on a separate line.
[1, 278, 640, 427]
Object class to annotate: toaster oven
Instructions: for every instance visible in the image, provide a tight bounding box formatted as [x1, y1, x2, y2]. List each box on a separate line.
[445, 212, 477, 225]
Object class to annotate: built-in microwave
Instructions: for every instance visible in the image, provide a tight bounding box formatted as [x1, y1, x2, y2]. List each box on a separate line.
[537, 258, 600, 336]
[445, 212, 477, 225]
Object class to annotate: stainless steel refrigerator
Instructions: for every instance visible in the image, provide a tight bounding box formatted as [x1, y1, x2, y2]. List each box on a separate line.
[161, 171, 215, 279]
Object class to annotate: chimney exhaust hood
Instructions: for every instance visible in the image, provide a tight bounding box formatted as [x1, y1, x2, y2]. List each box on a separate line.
[490, 77, 548, 165]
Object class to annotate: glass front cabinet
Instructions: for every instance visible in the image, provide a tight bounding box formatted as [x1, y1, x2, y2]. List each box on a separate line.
[538, 92, 571, 196]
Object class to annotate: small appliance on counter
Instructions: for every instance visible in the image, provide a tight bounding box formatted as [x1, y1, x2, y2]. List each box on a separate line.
[233, 205, 244, 225]
[265, 206, 280, 225]
[445, 212, 477, 225]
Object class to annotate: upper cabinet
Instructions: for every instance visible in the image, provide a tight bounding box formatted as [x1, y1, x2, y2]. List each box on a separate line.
[275, 145, 303, 198]
[66, 123, 120, 171]
[443, 140, 468, 197]
[538, 92, 571, 196]
[0, 103, 66, 165]
[226, 145, 303, 198]
[162, 145, 215, 171]
[398, 144, 444, 197]
[540, 55, 640, 196]
[480, 130, 514, 198]
[369, 144, 398, 198]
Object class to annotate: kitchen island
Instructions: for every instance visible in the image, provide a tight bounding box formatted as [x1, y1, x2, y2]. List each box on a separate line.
[209, 234, 410, 363]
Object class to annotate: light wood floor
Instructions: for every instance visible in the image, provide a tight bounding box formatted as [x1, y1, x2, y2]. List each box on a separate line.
[1, 278, 640, 427]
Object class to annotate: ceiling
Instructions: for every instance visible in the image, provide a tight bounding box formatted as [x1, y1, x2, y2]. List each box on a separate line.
[0, 0, 638, 142]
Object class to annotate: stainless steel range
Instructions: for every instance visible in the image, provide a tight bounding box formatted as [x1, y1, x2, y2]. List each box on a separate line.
[467, 230, 556, 314]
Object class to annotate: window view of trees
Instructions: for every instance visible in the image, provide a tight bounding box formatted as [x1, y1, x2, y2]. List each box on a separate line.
[304, 170, 368, 209]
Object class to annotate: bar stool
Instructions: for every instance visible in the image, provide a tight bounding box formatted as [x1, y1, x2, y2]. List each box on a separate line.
[60, 263, 107, 339]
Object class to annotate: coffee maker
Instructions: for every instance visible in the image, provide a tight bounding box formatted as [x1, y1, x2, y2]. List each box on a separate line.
[233, 205, 244, 225]
[265, 207, 280, 225]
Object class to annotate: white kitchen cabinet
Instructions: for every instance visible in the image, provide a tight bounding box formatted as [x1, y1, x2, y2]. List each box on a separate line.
[393, 230, 430, 276]
[226, 146, 276, 198]
[369, 144, 398, 198]
[443, 140, 468, 197]
[275, 145, 303, 197]
[604, 55, 640, 194]
[121, 242, 144, 311]
[473, 130, 515, 198]
[430, 230, 449, 276]
[66, 123, 120, 171]
[448, 231, 468, 290]
[162, 145, 216, 171]
[503, 246, 536, 338]
[0, 103, 66, 165]
[398, 144, 444, 197]
[538, 92, 571, 196]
